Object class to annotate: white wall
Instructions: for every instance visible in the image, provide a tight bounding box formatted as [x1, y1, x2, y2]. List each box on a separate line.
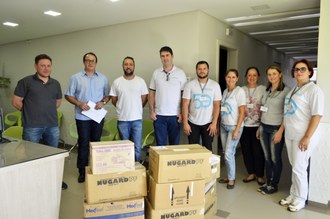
[0, 12, 199, 145]
[0, 11, 288, 146]
[309, 0, 330, 206]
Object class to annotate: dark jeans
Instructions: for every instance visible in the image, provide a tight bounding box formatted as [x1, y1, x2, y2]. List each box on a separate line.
[240, 126, 265, 177]
[76, 119, 104, 173]
[153, 115, 180, 146]
[259, 123, 284, 187]
[188, 121, 213, 151]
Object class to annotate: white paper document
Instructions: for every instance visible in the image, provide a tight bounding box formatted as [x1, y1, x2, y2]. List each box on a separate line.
[82, 101, 107, 123]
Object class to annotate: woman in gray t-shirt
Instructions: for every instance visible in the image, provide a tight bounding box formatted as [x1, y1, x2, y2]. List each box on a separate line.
[257, 65, 290, 195]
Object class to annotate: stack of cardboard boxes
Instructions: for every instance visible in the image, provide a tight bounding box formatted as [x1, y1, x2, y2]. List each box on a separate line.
[146, 144, 220, 219]
[83, 140, 147, 219]
[204, 154, 220, 219]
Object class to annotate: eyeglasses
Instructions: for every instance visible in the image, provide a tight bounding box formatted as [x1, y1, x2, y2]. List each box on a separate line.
[84, 59, 96, 63]
[166, 73, 170, 81]
[293, 67, 307, 73]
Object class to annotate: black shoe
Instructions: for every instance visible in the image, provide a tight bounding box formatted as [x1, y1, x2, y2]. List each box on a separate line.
[218, 178, 229, 184]
[242, 176, 256, 183]
[62, 182, 68, 190]
[226, 180, 235, 189]
[78, 173, 85, 183]
[257, 177, 265, 185]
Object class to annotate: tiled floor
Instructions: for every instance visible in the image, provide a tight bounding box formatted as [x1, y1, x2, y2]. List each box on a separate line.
[59, 147, 330, 219]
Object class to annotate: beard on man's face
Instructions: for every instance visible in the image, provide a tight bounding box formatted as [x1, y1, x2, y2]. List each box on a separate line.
[197, 73, 208, 79]
[124, 68, 134, 76]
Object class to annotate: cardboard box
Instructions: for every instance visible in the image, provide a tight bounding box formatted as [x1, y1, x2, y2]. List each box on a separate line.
[204, 197, 217, 219]
[90, 140, 135, 174]
[149, 144, 211, 183]
[85, 163, 147, 204]
[210, 154, 221, 180]
[148, 176, 205, 209]
[83, 197, 144, 219]
[146, 199, 204, 219]
[204, 179, 217, 209]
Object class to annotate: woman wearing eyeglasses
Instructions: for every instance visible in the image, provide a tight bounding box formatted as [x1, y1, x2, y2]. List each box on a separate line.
[279, 59, 324, 212]
[257, 65, 290, 195]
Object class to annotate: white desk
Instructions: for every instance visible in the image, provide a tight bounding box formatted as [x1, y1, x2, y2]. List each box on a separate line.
[0, 140, 68, 219]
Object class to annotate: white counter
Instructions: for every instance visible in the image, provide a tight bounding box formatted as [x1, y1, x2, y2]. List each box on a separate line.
[0, 140, 68, 219]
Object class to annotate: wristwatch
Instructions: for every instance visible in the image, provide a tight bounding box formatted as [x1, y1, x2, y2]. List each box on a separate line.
[103, 101, 107, 105]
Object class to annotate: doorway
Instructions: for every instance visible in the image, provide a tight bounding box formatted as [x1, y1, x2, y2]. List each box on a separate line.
[217, 44, 238, 154]
[219, 46, 228, 93]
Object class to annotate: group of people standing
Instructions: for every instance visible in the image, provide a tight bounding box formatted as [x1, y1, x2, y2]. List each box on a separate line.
[218, 60, 324, 213]
[11, 46, 324, 213]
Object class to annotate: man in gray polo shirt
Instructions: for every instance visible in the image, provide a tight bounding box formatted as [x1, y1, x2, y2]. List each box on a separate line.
[12, 54, 68, 190]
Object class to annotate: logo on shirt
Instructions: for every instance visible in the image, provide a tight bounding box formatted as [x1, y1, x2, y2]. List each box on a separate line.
[221, 102, 232, 116]
[284, 97, 297, 115]
[193, 94, 211, 109]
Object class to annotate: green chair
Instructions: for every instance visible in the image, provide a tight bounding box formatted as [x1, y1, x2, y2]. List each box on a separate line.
[141, 119, 155, 165]
[142, 119, 155, 147]
[57, 110, 63, 127]
[4, 111, 22, 127]
[57, 110, 66, 149]
[101, 118, 120, 141]
[68, 122, 78, 157]
[3, 126, 23, 140]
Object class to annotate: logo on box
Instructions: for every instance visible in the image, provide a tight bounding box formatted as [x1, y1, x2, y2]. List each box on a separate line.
[167, 159, 204, 167]
[127, 202, 144, 209]
[85, 207, 103, 214]
[160, 210, 197, 219]
[96, 176, 138, 186]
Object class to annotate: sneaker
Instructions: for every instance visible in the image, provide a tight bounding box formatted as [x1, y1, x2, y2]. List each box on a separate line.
[288, 201, 305, 212]
[279, 195, 293, 206]
[264, 185, 278, 194]
[257, 184, 267, 194]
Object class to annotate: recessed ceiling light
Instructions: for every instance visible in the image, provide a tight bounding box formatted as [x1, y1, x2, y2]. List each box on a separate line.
[233, 13, 320, 27]
[44, 10, 62, 16]
[249, 26, 318, 35]
[3, 22, 19, 27]
[110, 0, 120, 2]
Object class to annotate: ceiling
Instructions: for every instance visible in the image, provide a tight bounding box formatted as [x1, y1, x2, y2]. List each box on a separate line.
[0, 0, 320, 60]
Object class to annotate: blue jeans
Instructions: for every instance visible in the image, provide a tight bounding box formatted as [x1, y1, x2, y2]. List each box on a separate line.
[23, 126, 60, 147]
[259, 123, 284, 187]
[117, 120, 142, 162]
[153, 115, 181, 146]
[220, 124, 243, 180]
[76, 119, 104, 172]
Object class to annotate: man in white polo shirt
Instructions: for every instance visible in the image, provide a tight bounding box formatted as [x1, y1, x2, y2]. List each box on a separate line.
[149, 46, 187, 145]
